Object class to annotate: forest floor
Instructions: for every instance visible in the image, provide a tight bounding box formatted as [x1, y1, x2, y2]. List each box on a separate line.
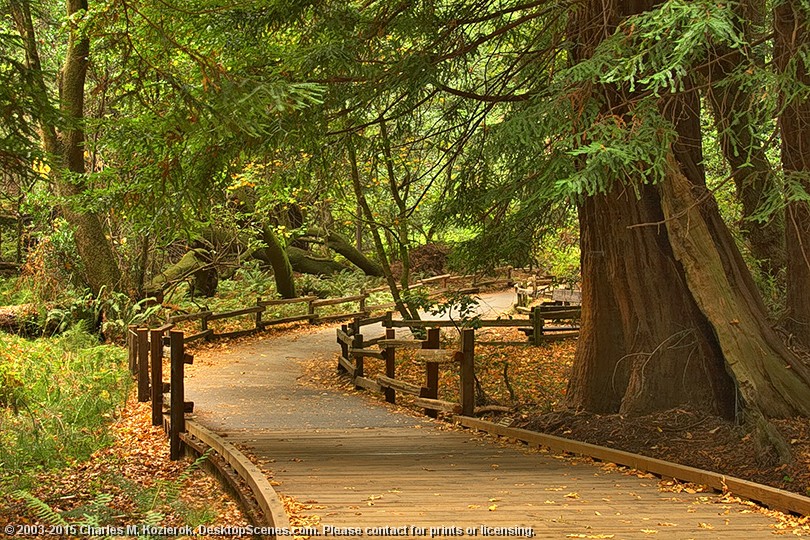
[0, 395, 249, 535]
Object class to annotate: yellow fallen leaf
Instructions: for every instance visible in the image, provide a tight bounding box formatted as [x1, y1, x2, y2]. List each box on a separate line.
[565, 492, 580, 499]
[488, 504, 498, 511]
[698, 523, 714, 529]
[640, 529, 658, 534]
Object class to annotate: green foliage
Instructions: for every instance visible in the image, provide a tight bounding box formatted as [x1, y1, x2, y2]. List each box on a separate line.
[0, 329, 130, 486]
[44, 288, 161, 342]
[428, 292, 482, 330]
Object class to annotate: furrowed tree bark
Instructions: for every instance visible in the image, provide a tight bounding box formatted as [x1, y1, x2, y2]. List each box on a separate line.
[566, 0, 733, 417]
[660, 155, 810, 418]
[567, 0, 810, 426]
[775, 0, 810, 346]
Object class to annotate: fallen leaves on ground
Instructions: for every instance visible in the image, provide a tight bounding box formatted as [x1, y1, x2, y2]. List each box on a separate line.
[0, 395, 248, 537]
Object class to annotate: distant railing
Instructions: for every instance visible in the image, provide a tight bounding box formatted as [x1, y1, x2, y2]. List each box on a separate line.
[165, 267, 516, 344]
[334, 304, 582, 418]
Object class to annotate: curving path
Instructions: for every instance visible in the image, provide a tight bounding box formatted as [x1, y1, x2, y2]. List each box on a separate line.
[185, 292, 781, 539]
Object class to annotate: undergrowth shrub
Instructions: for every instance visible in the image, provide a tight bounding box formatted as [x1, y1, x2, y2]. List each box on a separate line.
[0, 325, 130, 488]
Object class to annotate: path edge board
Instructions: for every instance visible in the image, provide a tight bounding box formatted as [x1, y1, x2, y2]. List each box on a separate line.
[454, 415, 810, 517]
[186, 420, 293, 533]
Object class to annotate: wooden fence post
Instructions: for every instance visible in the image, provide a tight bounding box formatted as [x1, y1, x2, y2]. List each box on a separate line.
[423, 327, 440, 418]
[351, 330, 364, 386]
[338, 324, 349, 374]
[255, 297, 263, 329]
[307, 298, 316, 323]
[150, 328, 164, 427]
[200, 313, 209, 337]
[532, 306, 544, 346]
[384, 328, 396, 404]
[460, 329, 475, 416]
[169, 330, 185, 460]
[137, 328, 149, 402]
[127, 325, 137, 375]
[359, 288, 367, 314]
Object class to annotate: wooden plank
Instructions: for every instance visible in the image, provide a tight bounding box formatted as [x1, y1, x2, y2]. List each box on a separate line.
[365, 302, 398, 312]
[152, 322, 175, 333]
[376, 375, 425, 396]
[207, 305, 265, 322]
[137, 328, 149, 402]
[551, 289, 582, 303]
[185, 421, 292, 531]
[477, 340, 533, 346]
[257, 295, 317, 307]
[412, 397, 461, 414]
[168, 311, 212, 323]
[375, 339, 425, 348]
[460, 329, 475, 416]
[389, 319, 527, 328]
[455, 287, 480, 295]
[454, 416, 810, 517]
[356, 312, 392, 327]
[183, 329, 213, 343]
[150, 329, 163, 427]
[413, 349, 458, 364]
[350, 348, 385, 360]
[361, 335, 387, 347]
[311, 294, 366, 307]
[337, 356, 356, 377]
[354, 376, 383, 393]
[169, 330, 185, 461]
[258, 313, 312, 327]
[315, 311, 367, 323]
[539, 307, 581, 318]
[336, 328, 354, 346]
[419, 273, 451, 284]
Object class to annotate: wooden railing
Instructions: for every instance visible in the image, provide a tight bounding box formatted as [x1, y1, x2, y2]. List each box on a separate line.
[165, 267, 516, 344]
[127, 324, 193, 460]
[123, 267, 531, 455]
[336, 320, 476, 417]
[334, 304, 582, 418]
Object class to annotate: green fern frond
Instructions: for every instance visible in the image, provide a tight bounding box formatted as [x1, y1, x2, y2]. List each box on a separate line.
[13, 490, 69, 527]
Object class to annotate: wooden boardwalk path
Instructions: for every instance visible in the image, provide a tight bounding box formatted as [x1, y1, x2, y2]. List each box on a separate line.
[223, 425, 776, 539]
[185, 292, 784, 538]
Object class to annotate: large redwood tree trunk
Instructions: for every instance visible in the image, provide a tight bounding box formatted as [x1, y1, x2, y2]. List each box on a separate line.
[569, 187, 735, 417]
[566, 0, 810, 421]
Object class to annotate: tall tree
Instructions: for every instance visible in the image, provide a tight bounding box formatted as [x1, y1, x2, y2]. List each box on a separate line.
[775, 0, 810, 346]
[306, 0, 810, 430]
[10, 0, 122, 294]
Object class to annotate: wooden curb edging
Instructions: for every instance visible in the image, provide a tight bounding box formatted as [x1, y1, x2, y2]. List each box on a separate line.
[185, 420, 292, 534]
[454, 415, 810, 517]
